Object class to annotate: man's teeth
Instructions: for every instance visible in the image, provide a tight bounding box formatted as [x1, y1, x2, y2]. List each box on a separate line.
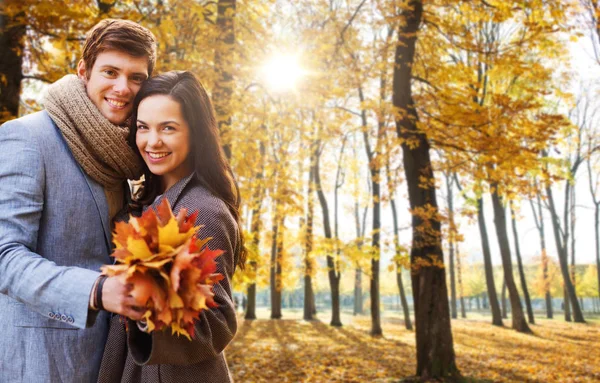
[107, 99, 126, 107]
[148, 152, 169, 159]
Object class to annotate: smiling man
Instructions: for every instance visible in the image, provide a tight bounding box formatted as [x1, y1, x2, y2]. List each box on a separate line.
[0, 19, 156, 382]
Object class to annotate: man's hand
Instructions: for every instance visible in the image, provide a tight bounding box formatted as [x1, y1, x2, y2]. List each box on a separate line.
[101, 275, 146, 321]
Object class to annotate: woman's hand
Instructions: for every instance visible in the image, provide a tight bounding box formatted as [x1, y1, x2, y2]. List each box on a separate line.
[101, 275, 147, 320]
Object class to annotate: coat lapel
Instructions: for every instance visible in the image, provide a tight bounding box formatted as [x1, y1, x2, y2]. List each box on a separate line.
[51, 119, 112, 254]
[82, 174, 112, 253]
[153, 173, 195, 211]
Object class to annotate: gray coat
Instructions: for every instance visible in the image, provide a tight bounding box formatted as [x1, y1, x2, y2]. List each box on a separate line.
[98, 173, 239, 383]
[0, 111, 113, 382]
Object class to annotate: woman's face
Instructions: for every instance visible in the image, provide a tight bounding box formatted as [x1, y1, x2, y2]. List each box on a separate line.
[136, 94, 192, 192]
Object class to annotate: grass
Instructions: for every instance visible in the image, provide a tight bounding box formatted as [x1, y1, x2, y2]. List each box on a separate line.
[225, 308, 600, 382]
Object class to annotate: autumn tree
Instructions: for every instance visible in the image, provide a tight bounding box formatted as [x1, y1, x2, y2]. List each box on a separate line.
[390, 0, 459, 378]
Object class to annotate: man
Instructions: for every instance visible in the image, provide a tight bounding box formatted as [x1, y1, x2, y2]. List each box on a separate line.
[0, 19, 156, 382]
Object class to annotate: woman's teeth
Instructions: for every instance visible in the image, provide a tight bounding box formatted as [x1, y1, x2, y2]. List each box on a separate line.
[148, 152, 169, 159]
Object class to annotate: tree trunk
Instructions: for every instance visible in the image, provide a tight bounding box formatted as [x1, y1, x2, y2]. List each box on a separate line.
[304, 140, 317, 321]
[510, 205, 535, 324]
[314, 139, 342, 327]
[353, 199, 366, 315]
[392, 1, 458, 377]
[490, 188, 531, 333]
[456, 243, 466, 319]
[213, 0, 236, 159]
[446, 174, 457, 319]
[0, 12, 25, 123]
[245, 139, 266, 320]
[270, 213, 282, 319]
[358, 83, 382, 334]
[588, 146, 600, 302]
[569, 185, 578, 316]
[369, 173, 382, 335]
[354, 268, 363, 315]
[477, 198, 504, 326]
[391, 199, 413, 330]
[501, 280, 508, 319]
[531, 194, 553, 319]
[564, 286, 571, 321]
[596, 205, 600, 302]
[546, 184, 585, 322]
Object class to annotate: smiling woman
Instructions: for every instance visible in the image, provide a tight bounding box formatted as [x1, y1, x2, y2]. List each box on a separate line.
[135, 94, 192, 193]
[261, 54, 305, 92]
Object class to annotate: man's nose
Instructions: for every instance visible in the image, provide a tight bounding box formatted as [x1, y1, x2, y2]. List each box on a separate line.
[113, 76, 131, 95]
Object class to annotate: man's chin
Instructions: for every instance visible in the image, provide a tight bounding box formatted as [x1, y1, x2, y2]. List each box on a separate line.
[104, 111, 130, 126]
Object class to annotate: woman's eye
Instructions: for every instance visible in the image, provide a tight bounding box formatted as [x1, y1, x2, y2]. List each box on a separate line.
[104, 70, 116, 76]
[163, 126, 175, 132]
[137, 125, 148, 130]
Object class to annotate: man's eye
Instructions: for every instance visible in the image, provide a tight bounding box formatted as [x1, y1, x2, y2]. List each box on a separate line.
[104, 70, 116, 76]
[132, 76, 145, 83]
[163, 126, 175, 132]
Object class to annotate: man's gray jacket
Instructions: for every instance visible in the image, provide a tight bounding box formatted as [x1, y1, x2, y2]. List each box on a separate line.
[0, 110, 112, 382]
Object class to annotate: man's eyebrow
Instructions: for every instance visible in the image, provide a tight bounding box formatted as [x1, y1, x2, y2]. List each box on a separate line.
[99, 65, 147, 78]
[99, 64, 121, 71]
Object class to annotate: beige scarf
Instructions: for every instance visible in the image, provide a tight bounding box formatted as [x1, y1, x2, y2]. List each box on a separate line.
[45, 75, 144, 191]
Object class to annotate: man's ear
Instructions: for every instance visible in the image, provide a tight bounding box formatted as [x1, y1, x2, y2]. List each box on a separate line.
[77, 59, 88, 83]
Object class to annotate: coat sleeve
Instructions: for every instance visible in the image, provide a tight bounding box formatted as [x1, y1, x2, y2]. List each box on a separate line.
[127, 196, 238, 365]
[0, 120, 100, 329]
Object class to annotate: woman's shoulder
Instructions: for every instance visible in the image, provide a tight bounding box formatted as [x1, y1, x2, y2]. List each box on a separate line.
[177, 178, 234, 222]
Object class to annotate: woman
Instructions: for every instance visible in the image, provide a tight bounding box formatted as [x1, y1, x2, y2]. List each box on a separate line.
[98, 71, 245, 383]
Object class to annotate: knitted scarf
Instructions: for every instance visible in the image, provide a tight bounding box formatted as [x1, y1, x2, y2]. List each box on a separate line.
[45, 75, 144, 190]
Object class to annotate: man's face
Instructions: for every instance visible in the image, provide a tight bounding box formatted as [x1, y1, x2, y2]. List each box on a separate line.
[77, 50, 149, 125]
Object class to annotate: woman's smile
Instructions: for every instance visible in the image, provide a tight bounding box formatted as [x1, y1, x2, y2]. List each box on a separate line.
[146, 151, 171, 161]
[136, 94, 192, 192]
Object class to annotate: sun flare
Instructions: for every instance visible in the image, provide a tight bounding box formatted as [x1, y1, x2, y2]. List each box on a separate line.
[261, 54, 304, 92]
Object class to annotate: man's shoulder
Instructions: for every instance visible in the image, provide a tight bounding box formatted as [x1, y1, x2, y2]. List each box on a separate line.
[1, 110, 57, 141]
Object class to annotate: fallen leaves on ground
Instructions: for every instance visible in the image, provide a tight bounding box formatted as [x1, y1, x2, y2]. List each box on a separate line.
[226, 313, 600, 382]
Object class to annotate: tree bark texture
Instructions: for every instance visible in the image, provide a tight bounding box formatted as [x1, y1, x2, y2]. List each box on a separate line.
[446, 174, 457, 319]
[0, 12, 25, 123]
[304, 140, 317, 321]
[392, 0, 459, 378]
[391, 199, 413, 330]
[477, 198, 504, 326]
[358, 84, 382, 335]
[314, 141, 342, 327]
[213, 0, 236, 159]
[245, 140, 266, 320]
[546, 185, 585, 322]
[501, 280, 508, 319]
[456, 243, 466, 319]
[531, 194, 553, 318]
[270, 212, 282, 319]
[490, 189, 531, 333]
[510, 206, 535, 324]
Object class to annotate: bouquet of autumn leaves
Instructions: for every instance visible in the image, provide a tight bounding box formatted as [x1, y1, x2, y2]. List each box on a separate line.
[101, 199, 224, 340]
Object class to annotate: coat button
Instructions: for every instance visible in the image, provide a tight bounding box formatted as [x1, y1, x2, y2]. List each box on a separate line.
[48, 312, 55, 319]
[60, 314, 67, 322]
[67, 316, 74, 324]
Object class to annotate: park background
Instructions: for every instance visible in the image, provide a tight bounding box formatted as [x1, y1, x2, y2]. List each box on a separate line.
[1, 0, 600, 381]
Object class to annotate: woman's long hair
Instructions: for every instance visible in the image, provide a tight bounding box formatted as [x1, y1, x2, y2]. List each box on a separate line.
[128, 71, 246, 270]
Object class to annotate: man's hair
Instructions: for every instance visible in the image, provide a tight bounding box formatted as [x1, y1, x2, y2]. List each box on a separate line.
[81, 19, 157, 77]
